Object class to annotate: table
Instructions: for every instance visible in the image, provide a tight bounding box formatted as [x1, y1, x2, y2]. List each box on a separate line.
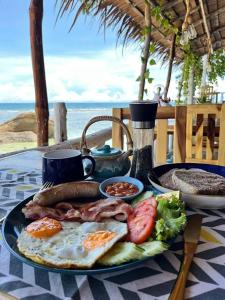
[1, 152, 225, 299]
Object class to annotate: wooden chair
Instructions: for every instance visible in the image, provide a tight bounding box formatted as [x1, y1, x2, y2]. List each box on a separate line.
[185, 104, 225, 165]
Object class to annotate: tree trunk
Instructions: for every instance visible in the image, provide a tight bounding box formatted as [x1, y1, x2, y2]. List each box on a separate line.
[138, 2, 151, 101]
[29, 0, 49, 146]
[164, 34, 176, 99]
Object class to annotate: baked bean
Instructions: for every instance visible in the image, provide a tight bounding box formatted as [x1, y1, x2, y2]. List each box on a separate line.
[105, 182, 139, 197]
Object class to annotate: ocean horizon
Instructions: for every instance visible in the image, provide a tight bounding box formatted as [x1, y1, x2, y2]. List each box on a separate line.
[0, 102, 130, 139]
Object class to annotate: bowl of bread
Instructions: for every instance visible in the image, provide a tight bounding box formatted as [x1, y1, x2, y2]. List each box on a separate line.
[148, 163, 225, 209]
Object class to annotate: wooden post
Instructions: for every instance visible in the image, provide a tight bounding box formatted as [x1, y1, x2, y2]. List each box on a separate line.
[187, 65, 194, 104]
[29, 0, 49, 146]
[112, 108, 123, 149]
[155, 120, 168, 165]
[54, 102, 67, 143]
[164, 34, 176, 99]
[174, 106, 187, 163]
[138, 2, 151, 101]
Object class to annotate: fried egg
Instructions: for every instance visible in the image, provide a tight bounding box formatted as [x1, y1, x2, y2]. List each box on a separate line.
[17, 218, 127, 269]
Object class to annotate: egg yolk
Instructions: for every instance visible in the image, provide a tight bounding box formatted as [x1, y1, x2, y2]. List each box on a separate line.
[83, 231, 116, 250]
[26, 217, 62, 238]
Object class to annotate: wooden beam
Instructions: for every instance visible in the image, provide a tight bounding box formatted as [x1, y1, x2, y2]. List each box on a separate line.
[164, 33, 176, 99]
[121, 106, 175, 120]
[29, 0, 49, 146]
[194, 25, 225, 40]
[173, 6, 200, 22]
[162, 0, 183, 10]
[124, 0, 143, 18]
[123, 0, 167, 38]
[195, 39, 225, 52]
[199, 0, 213, 53]
[194, 4, 225, 28]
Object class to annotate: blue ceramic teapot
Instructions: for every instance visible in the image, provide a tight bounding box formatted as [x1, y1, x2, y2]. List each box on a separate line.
[80, 116, 133, 180]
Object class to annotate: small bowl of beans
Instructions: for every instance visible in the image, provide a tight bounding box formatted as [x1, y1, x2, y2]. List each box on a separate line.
[99, 176, 144, 201]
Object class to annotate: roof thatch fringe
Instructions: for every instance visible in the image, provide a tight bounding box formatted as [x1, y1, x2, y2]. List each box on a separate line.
[56, 0, 174, 62]
[56, 0, 225, 59]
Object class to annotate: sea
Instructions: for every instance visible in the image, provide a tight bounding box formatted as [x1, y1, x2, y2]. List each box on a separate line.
[0, 102, 129, 139]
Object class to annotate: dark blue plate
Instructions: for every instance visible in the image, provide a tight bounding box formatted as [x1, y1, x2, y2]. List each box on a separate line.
[150, 162, 225, 178]
[2, 196, 175, 275]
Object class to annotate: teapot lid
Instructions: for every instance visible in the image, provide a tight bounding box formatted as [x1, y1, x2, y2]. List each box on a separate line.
[91, 144, 122, 157]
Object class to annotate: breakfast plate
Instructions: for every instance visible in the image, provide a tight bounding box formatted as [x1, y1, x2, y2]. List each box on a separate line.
[2, 196, 144, 274]
[148, 163, 225, 209]
[2, 191, 181, 275]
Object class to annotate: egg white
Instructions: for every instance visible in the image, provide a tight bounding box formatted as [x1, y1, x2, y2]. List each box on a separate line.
[17, 220, 127, 269]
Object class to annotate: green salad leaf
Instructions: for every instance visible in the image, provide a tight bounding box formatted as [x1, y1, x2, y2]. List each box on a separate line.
[154, 192, 186, 241]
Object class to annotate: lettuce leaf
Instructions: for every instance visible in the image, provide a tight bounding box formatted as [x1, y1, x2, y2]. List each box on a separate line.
[154, 192, 186, 241]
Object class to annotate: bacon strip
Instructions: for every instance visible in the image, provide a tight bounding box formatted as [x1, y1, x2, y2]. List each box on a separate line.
[22, 204, 66, 221]
[23, 198, 133, 222]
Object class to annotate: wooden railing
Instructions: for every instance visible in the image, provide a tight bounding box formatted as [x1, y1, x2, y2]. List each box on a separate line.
[112, 106, 183, 165]
[0, 127, 112, 159]
[112, 104, 225, 166]
[2, 104, 225, 166]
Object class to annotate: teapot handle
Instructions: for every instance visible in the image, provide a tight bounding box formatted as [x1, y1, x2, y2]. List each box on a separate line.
[80, 116, 133, 154]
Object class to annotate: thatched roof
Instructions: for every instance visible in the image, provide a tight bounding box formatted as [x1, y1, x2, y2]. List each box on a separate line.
[57, 0, 225, 59]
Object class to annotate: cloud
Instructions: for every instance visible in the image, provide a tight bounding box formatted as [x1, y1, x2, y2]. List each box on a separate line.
[0, 47, 225, 104]
[0, 47, 183, 103]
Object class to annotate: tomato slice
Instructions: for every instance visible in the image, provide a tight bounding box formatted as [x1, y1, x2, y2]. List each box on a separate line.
[134, 198, 157, 218]
[127, 198, 157, 244]
[135, 197, 157, 209]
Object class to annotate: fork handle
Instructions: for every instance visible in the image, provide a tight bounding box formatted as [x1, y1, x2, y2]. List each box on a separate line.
[169, 242, 196, 300]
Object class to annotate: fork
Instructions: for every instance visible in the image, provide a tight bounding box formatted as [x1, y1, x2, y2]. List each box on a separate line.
[0, 181, 53, 224]
[41, 181, 53, 190]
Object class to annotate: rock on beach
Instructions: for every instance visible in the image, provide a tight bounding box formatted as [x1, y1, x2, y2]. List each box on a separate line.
[0, 112, 54, 143]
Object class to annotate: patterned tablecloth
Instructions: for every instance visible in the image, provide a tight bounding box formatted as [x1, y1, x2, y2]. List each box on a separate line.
[1, 168, 225, 300]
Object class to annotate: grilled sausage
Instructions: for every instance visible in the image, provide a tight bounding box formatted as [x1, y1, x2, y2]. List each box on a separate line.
[32, 181, 100, 206]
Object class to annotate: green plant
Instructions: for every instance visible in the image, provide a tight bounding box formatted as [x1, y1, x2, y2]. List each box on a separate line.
[177, 48, 225, 102]
[151, 6, 178, 35]
[182, 49, 202, 96]
[176, 44, 202, 102]
[196, 95, 208, 104]
[208, 49, 225, 83]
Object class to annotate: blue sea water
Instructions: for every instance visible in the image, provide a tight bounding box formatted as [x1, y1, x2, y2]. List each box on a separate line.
[0, 102, 129, 139]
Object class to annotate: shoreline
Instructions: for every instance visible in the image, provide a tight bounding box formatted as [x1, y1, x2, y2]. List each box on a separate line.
[0, 139, 55, 154]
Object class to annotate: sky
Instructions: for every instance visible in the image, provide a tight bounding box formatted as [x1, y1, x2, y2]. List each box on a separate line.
[0, 1, 223, 103]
